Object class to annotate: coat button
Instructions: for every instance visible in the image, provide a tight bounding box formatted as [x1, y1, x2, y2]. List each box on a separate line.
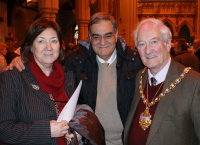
[132, 57, 135, 61]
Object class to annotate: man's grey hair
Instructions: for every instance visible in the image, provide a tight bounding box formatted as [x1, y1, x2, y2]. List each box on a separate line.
[133, 18, 172, 47]
[88, 12, 118, 35]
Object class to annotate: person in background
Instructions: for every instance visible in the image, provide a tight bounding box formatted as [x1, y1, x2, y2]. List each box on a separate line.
[193, 38, 200, 61]
[174, 39, 200, 72]
[7, 12, 144, 145]
[170, 40, 175, 57]
[5, 37, 19, 64]
[14, 41, 21, 55]
[65, 42, 75, 57]
[0, 18, 105, 145]
[5, 37, 15, 51]
[124, 18, 200, 145]
[0, 42, 8, 72]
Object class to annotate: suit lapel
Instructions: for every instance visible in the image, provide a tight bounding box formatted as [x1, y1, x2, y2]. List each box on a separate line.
[21, 64, 56, 111]
[124, 69, 148, 144]
[146, 60, 183, 145]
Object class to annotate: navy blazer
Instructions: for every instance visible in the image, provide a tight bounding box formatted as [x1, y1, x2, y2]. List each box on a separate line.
[0, 63, 76, 145]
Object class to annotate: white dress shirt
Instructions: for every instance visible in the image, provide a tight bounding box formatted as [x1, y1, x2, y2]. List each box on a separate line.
[96, 49, 117, 65]
[148, 58, 171, 86]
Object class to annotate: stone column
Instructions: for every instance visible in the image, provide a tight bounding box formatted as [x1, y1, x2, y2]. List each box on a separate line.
[98, 0, 109, 13]
[75, 0, 91, 40]
[132, 0, 138, 48]
[0, 23, 5, 42]
[38, 0, 59, 21]
[119, 0, 138, 48]
[197, 0, 200, 38]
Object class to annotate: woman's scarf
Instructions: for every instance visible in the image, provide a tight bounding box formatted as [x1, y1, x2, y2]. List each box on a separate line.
[28, 54, 69, 145]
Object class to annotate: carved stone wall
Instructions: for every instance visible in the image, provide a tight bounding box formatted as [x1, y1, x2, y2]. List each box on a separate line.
[137, 1, 197, 41]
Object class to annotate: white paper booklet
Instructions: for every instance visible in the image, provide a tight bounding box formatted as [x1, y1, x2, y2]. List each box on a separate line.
[57, 80, 82, 122]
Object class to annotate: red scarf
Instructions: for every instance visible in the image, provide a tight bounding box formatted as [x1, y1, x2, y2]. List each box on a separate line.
[28, 55, 68, 145]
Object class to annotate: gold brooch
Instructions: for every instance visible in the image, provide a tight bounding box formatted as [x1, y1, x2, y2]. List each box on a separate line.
[31, 84, 40, 90]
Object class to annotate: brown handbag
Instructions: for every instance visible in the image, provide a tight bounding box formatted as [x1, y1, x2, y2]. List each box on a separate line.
[69, 107, 105, 145]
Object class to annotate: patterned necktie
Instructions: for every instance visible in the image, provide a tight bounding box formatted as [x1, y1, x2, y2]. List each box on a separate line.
[151, 77, 157, 87]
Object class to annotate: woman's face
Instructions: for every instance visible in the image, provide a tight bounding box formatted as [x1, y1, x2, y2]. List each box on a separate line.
[31, 28, 60, 69]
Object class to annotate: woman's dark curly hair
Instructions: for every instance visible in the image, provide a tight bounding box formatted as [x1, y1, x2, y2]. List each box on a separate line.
[20, 18, 65, 62]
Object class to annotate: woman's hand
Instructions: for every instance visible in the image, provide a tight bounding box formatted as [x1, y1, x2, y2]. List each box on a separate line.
[6, 56, 25, 71]
[50, 120, 69, 138]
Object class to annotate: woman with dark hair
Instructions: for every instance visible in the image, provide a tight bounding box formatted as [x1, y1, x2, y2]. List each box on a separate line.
[0, 18, 105, 145]
[0, 18, 71, 145]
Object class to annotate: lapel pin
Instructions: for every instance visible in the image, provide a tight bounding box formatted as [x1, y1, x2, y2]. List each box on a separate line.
[31, 84, 40, 90]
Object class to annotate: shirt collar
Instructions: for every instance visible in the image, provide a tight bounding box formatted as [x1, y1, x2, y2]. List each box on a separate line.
[148, 57, 171, 85]
[96, 49, 117, 65]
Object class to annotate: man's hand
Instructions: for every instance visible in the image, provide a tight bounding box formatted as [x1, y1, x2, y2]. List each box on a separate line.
[50, 120, 69, 138]
[7, 56, 25, 71]
[65, 132, 74, 144]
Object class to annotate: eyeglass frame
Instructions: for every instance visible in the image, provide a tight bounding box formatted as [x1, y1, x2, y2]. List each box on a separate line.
[90, 32, 116, 42]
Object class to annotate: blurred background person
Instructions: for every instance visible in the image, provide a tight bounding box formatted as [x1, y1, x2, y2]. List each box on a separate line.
[174, 39, 200, 72]
[14, 41, 21, 55]
[5, 37, 19, 65]
[0, 42, 8, 73]
[170, 40, 175, 57]
[193, 38, 200, 61]
[65, 42, 75, 57]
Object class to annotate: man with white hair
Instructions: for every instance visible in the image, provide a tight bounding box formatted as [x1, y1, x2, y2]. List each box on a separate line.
[124, 18, 200, 145]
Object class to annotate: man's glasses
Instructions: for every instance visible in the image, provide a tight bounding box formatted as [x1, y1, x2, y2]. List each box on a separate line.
[91, 33, 115, 42]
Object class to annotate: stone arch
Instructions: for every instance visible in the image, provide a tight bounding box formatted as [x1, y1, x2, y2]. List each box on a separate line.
[177, 21, 193, 36]
[162, 18, 176, 38]
[178, 25, 191, 42]
[178, 21, 193, 42]
[112, 0, 120, 27]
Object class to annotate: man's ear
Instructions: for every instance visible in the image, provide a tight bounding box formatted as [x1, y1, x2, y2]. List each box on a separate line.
[115, 31, 118, 42]
[89, 34, 92, 41]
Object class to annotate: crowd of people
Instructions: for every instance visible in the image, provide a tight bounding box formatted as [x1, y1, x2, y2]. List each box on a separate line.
[173, 39, 200, 72]
[0, 12, 199, 145]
